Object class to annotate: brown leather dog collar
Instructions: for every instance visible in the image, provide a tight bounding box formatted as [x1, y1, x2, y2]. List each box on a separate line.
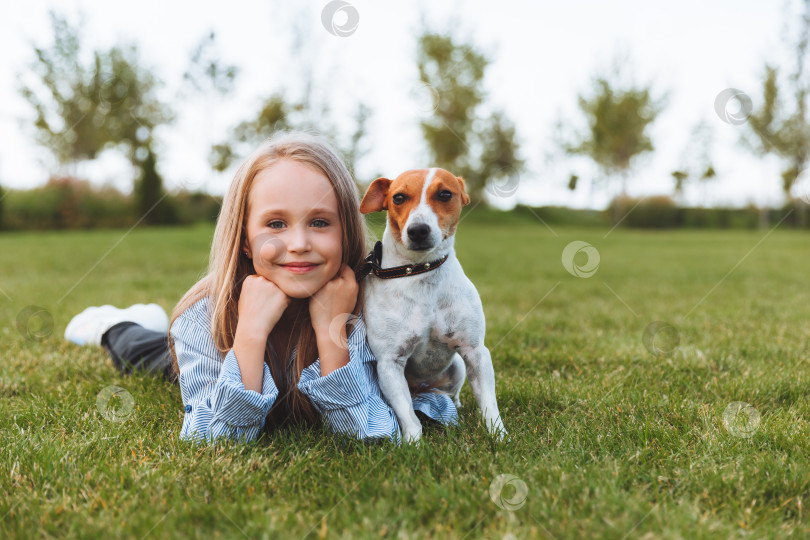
[354, 241, 449, 281]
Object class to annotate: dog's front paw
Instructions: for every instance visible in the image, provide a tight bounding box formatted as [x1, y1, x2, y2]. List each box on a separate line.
[484, 417, 508, 443]
[492, 426, 510, 444]
[402, 426, 423, 446]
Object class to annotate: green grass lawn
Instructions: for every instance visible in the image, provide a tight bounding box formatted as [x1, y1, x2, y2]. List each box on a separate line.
[1, 216, 809, 539]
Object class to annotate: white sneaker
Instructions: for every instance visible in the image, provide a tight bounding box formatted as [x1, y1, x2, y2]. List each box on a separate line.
[64, 303, 169, 346]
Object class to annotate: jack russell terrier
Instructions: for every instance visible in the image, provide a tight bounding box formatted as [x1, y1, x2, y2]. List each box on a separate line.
[355, 167, 508, 444]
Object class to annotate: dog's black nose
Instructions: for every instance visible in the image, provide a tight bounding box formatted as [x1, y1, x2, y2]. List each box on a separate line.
[407, 223, 430, 242]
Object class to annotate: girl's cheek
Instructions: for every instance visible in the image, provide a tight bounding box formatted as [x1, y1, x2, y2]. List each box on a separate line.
[257, 234, 286, 262]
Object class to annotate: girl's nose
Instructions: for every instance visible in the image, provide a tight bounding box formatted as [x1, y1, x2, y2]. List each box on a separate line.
[286, 223, 311, 252]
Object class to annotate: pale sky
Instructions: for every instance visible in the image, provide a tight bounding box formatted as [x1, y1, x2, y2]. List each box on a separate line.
[0, 0, 803, 209]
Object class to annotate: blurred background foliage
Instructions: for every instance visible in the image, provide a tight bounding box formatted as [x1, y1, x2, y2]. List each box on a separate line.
[3, 2, 810, 231]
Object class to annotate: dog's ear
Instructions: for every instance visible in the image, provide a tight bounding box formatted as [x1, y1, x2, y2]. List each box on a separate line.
[456, 176, 471, 206]
[359, 177, 392, 214]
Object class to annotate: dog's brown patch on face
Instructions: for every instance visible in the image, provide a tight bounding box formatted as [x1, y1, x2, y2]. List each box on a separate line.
[385, 170, 427, 243]
[423, 169, 470, 239]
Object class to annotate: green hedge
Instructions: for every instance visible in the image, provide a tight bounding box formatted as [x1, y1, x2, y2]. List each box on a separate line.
[606, 195, 807, 229]
[1, 178, 806, 231]
[0, 177, 222, 231]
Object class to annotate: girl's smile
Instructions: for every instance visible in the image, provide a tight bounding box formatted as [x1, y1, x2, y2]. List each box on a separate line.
[281, 263, 320, 274]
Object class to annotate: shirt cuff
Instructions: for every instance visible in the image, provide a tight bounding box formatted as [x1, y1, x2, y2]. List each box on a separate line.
[412, 393, 459, 425]
[297, 352, 371, 411]
[209, 349, 279, 427]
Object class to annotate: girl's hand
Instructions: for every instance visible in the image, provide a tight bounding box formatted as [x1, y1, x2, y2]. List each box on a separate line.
[237, 274, 291, 339]
[308, 264, 359, 333]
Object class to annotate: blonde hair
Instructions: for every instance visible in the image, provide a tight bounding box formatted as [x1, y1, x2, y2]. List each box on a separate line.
[168, 130, 370, 430]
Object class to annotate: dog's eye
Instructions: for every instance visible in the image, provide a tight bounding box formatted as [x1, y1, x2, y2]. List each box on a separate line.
[437, 190, 452, 201]
[392, 193, 407, 205]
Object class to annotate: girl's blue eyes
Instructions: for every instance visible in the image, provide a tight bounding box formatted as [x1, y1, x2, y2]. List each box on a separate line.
[267, 219, 330, 229]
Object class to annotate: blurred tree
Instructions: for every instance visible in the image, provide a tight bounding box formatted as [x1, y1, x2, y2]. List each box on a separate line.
[416, 32, 524, 205]
[19, 13, 97, 169]
[211, 95, 370, 184]
[182, 31, 238, 96]
[214, 101, 370, 181]
[135, 140, 177, 225]
[670, 170, 689, 196]
[210, 11, 370, 186]
[0, 183, 5, 230]
[671, 119, 717, 203]
[209, 93, 293, 172]
[559, 58, 665, 223]
[18, 11, 174, 225]
[343, 103, 372, 180]
[743, 0, 810, 224]
[182, 30, 238, 194]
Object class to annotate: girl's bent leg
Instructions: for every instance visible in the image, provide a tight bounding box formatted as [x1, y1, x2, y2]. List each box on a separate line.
[101, 322, 175, 382]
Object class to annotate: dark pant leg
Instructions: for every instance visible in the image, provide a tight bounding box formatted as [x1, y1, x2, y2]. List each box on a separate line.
[101, 322, 176, 383]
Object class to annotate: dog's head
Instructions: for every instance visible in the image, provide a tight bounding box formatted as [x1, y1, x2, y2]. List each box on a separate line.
[359, 168, 470, 252]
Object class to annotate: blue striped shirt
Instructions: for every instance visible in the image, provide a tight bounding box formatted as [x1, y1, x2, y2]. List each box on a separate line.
[170, 296, 458, 444]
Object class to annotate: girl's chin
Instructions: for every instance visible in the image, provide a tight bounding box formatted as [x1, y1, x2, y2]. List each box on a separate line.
[285, 290, 317, 299]
[275, 280, 326, 299]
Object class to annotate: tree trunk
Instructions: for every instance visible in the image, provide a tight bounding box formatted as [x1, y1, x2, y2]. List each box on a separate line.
[795, 197, 807, 228]
[612, 171, 629, 226]
[758, 206, 769, 229]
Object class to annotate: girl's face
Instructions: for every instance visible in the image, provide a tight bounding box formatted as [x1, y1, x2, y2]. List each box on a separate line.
[243, 159, 344, 300]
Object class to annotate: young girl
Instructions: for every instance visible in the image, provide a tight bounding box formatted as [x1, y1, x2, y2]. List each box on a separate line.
[64, 131, 458, 444]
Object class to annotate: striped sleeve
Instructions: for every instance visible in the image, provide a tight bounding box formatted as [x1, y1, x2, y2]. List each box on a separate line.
[171, 297, 278, 443]
[297, 312, 459, 444]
